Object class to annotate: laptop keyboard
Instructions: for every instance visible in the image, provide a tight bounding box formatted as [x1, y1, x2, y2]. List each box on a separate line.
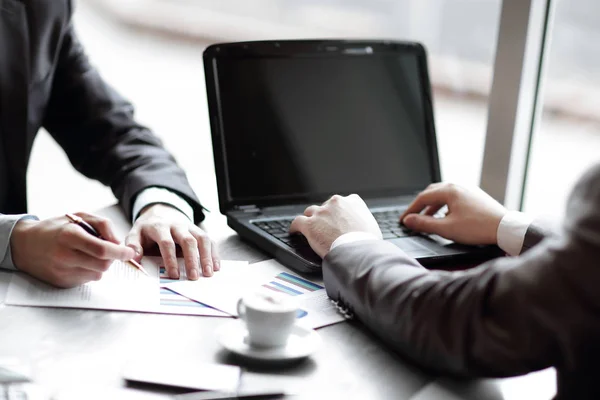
[252, 209, 416, 250]
[372, 209, 416, 240]
[253, 218, 307, 248]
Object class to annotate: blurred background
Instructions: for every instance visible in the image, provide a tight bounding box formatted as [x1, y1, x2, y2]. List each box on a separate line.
[29, 0, 600, 221]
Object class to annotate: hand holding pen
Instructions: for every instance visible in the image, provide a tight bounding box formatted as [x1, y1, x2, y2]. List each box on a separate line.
[66, 213, 150, 277]
[10, 212, 141, 288]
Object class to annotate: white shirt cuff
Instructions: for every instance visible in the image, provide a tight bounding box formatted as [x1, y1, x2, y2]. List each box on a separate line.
[132, 187, 194, 223]
[330, 232, 382, 253]
[497, 211, 533, 256]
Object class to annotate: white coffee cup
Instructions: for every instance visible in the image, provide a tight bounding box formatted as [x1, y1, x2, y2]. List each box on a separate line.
[236, 290, 298, 348]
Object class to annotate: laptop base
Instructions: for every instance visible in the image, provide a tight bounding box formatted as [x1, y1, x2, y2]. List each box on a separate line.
[228, 215, 504, 276]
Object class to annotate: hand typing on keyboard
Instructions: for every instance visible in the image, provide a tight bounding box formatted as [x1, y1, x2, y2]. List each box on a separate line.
[289, 194, 382, 258]
[253, 219, 309, 248]
[399, 183, 507, 245]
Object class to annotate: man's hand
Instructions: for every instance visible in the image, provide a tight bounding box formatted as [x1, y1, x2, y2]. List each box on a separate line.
[400, 183, 507, 245]
[290, 194, 382, 258]
[10, 213, 135, 288]
[125, 204, 219, 280]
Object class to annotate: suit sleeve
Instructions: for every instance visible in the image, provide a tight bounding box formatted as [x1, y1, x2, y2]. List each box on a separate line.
[0, 214, 39, 270]
[42, 19, 205, 223]
[521, 221, 552, 253]
[323, 164, 600, 378]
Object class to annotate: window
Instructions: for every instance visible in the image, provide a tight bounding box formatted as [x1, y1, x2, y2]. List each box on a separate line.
[208, 0, 503, 185]
[523, 0, 600, 216]
[104, 0, 503, 186]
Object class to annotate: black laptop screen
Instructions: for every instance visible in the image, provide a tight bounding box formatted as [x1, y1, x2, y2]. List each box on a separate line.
[213, 48, 438, 204]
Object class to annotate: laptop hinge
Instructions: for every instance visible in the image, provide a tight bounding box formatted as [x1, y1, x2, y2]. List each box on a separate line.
[235, 204, 261, 213]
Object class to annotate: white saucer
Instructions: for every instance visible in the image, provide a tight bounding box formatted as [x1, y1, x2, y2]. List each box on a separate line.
[216, 320, 321, 362]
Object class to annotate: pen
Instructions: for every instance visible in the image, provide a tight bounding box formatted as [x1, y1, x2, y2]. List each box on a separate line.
[65, 213, 150, 277]
[172, 391, 288, 400]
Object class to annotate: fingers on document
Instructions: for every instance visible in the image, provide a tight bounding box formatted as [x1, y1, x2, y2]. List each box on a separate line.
[173, 226, 217, 279]
[132, 223, 217, 280]
[193, 229, 214, 278]
[171, 227, 200, 280]
[151, 227, 179, 280]
[139, 223, 179, 279]
[211, 240, 221, 272]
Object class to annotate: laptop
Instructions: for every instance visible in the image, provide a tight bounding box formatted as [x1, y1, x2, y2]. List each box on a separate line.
[204, 40, 501, 274]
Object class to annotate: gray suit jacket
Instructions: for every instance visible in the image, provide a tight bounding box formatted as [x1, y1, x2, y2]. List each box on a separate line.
[323, 163, 600, 400]
[0, 0, 204, 222]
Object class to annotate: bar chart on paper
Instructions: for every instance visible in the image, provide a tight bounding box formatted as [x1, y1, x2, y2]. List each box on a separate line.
[262, 272, 324, 319]
[262, 272, 323, 296]
[255, 265, 345, 328]
[163, 259, 347, 328]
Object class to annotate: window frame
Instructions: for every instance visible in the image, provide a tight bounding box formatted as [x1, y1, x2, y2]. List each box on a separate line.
[480, 0, 556, 210]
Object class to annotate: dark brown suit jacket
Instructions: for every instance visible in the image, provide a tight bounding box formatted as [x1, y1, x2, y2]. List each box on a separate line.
[0, 0, 203, 222]
[324, 164, 600, 399]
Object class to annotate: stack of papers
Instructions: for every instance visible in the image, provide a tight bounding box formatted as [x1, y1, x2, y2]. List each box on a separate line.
[4, 258, 346, 328]
[4, 258, 246, 317]
[164, 259, 346, 329]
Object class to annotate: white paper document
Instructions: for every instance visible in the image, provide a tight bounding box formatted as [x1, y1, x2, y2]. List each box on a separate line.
[165, 259, 346, 329]
[6, 259, 157, 311]
[295, 289, 347, 329]
[5, 258, 246, 317]
[156, 259, 248, 317]
[164, 261, 266, 318]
